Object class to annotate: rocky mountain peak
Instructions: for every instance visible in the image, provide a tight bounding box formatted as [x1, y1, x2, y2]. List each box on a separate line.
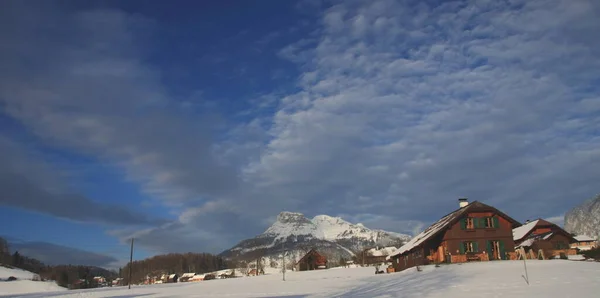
[564, 193, 600, 238]
[276, 211, 310, 223]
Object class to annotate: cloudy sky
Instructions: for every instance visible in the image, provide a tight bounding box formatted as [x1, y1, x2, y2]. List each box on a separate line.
[1, 0, 599, 268]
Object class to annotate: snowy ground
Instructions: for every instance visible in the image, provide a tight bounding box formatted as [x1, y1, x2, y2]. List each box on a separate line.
[2, 260, 599, 298]
[1, 265, 66, 296]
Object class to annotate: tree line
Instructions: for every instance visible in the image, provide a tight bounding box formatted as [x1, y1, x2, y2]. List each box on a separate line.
[121, 252, 231, 284]
[1, 237, 117, 288]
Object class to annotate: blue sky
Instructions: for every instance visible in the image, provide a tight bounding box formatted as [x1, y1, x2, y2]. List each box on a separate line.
[1, 0, 599, 269]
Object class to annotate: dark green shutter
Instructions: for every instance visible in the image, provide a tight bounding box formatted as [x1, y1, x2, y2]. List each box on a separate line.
[460, 218, 466, 230]
[493, 216, 499, 228]
[499, 240, 506, 260]
[473, 241, 479, 252]
[459, 242, 465, 254]
[486, 241, 493, 260]
[479, 218, 486, 228]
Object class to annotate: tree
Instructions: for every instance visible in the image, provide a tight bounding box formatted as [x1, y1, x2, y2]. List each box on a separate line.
[0, 237, 9, 265]
[12, 251, 23, 267]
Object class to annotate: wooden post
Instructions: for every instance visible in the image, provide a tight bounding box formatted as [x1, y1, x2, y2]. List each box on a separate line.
[128, 238, 134, 289]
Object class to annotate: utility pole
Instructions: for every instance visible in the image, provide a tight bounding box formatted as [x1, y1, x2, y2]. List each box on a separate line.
[128, 238, 134, 289]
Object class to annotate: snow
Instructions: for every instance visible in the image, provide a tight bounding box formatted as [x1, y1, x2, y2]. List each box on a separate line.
[513, 220, 540, 241]
[1, 265, 66, 296]
[367, 246, 398, 257]
[264, 212, 410, 247]
[0, 266, 37, 280]
[574, 235, 597, 242]
[3, 260, 599, 298]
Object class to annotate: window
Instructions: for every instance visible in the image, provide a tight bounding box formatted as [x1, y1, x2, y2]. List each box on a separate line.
[485, 217, 494, 228]
[461, 241, 478, 253]
[466, 218, 474, 229]
[553, 241, 568, 250]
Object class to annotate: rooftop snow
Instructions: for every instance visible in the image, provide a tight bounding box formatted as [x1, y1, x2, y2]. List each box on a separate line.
[512, 220, 539, 241]
[574, 235, 597, 242]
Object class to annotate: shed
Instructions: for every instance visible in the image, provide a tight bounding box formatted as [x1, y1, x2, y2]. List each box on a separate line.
[297, 249, 328, 271]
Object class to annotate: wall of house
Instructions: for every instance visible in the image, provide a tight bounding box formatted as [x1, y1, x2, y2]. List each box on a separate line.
[531, 233, 575, 258]
[443, 212, 515, 260]
[391, 248, 426, 272]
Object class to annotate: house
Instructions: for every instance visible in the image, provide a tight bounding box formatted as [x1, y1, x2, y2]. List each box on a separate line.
[297, 249, 328, 271]
[162, 274, 178, 283]
[178, 272, 196, 282]
[387, 198, 521, 272]
[364, 246, 398, 265]
[571, 235, 598, 251]
[513, 219, 577, 259]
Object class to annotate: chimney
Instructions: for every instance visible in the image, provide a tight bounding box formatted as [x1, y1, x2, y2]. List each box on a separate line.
[458, 198, 469, 208]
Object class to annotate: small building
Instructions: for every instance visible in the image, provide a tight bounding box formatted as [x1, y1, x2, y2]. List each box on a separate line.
[162, 274, 178, 283]
[297, 249, 328, 271]
[178, 273, 196, 282]
[364, 246, 398, 265]
[513, 219, 577, 259]
[387, 199, 521, 272]
[571, 235, 598, 251]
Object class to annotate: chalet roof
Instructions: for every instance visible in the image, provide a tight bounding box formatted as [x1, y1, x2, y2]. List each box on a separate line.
[297, 249, 327, 264]
[574, 235, 596, 242]
[388, 201, 520, 259]
[513, 219, 577, 243]
[513, 220, 541, 241]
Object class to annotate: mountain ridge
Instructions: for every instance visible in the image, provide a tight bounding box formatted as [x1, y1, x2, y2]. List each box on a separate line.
[220, 211, 411, 264]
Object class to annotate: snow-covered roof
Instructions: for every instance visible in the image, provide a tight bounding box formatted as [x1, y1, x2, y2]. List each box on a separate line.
[181, 273, 195, 278]
[516, 238, 535, 248]
[574, 235, 596, 242]
[388, 204, 470, 259]
[512, 220, 539, 241]
[542, 232, 554, 240]
[367, 246, 398, 257]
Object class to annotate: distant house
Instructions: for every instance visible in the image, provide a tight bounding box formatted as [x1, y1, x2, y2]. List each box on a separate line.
[297, 249, 328, 271]
[162, 274, 178, 283]
[571, 235, 598, 251]
[178, 273, 196, 282]
[513, 219, 577, 259]
[364, 246, 398, 264]
[387, 199, 521, 272]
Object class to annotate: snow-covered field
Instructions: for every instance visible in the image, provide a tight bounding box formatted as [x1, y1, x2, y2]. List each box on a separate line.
[1, 265, 66, 296]
[2, 260, 599, 298]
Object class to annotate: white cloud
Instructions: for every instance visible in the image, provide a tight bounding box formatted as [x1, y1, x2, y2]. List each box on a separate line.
[2, 0, 600, 254]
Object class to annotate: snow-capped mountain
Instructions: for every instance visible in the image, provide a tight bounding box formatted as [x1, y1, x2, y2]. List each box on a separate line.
[219, 211, 411, 264]
[564, 194, 600, 238]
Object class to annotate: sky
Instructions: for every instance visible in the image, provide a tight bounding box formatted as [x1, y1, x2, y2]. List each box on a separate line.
[0, 0, 599, 269]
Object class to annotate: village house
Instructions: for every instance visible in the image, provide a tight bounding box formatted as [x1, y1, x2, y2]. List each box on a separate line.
[513, 219, 577, 259]
[387, 199, 521, 272]
[296, 249, 328, 271]
[571, 235, 598, 251]
[364, 246, 398, 265]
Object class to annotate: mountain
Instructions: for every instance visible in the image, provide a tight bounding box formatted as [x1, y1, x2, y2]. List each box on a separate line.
[219, 212, 411, 264]
[564, 194, 600, 238]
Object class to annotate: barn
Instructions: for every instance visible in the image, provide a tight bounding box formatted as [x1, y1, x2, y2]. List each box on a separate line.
[297, 249, 328, 271]
[387, 198, 522, 272]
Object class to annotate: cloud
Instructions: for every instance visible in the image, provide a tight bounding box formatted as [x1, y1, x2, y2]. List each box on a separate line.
[239, 0, 600, 225]
[0, 137, 164, 226]
[0, 3, 238, 207]
[9, 240, 118, 268]
[108, 0, 600, 252]
[2, 0, 600, 255]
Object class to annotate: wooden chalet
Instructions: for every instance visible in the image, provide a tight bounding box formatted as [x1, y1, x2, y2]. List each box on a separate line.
[387, 199, 521, 272]
[513, 219, 577, 259]
[297, 249, 328, 271]
[571, 235, 598, 251]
